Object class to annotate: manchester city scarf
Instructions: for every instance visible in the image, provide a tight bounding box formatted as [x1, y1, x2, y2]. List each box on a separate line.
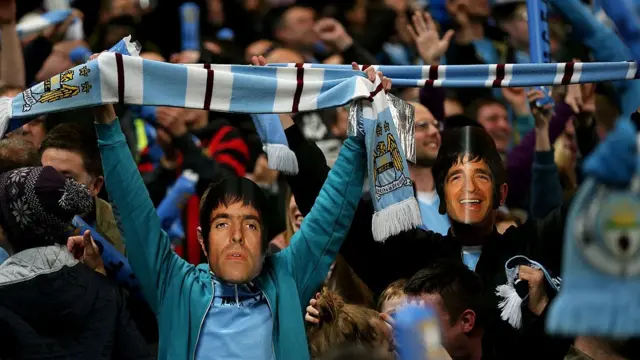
[0, 53, 420, 241]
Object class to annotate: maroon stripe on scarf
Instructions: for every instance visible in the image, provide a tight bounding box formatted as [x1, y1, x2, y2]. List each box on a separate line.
[368, 82, 385, 101]
[292, 63, 304, 113]
[203, 69, 214, 110]
[362, 64, 371, 71]
[561, 62, 575, 85]
[204, 63, 211, 70]
[492, 64, 506, 88]
[426, 65, 439, 87]
[115, 53, 125, 103]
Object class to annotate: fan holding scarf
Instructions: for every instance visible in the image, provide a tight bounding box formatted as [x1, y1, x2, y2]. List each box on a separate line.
[88, 57, 400, 359]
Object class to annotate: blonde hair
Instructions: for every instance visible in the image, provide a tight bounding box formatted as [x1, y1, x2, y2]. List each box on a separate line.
[307, 289, 389, 359]
[376, 279, 407, 312]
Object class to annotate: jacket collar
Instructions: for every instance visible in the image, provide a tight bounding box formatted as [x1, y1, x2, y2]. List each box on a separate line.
[0, 244, 78, 287]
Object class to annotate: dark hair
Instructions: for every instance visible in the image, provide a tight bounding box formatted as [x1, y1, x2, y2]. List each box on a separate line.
[0, 138, 41, 174]
[466, 97, 507, 123]
[404, 261, 487, 328]
[199, 176, 270, 251]
[432, 126, 506, 214]
[39, 123, 103, 178]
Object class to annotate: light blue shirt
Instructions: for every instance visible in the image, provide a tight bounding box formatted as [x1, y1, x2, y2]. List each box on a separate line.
[417, 191, 450, 235]
[195, 278, 274, 360]
[463, 246, 483, 271]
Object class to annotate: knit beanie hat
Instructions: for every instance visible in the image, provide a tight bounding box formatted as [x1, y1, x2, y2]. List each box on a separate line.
[547, 111, 640, 336]
[546, 176, 640, 336]
[0, 166, 94, 253]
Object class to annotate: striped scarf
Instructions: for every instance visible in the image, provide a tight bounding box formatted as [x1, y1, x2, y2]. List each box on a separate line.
[270, 62, 640, 87]
[0, 57, 638, 239]
[0, 53, 422, 241]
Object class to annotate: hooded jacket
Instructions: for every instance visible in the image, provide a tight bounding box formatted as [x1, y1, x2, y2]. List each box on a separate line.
[96, 118, 366, 360]
[0, 244, 151, 359]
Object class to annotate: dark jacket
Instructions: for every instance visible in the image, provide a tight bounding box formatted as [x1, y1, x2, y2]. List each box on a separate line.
[284, 123, 572, 359]
[0, 245, 152, 360]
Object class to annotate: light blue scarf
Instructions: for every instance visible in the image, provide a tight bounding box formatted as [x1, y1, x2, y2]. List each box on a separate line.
[0, 54, 421, 241]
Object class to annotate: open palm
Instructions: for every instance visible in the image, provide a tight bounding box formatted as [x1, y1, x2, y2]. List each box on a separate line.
[407, 11, 454, 65]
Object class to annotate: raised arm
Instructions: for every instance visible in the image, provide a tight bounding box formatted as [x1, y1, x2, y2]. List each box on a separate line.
[94, 105, 194, 313]
[279, 136, 367, 305]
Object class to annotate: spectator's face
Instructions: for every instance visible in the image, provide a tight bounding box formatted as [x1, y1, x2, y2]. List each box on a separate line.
[278, 7, 317, 49]
[500, 6, 529, 51]
[203, 201, 264, 284]
[413, 103, 441, 167]
[41, 148, 102, 197]
[288, 195, 303, 233]
[417, 293, 471, 359]
[476, 103, 511, 153]
[8, 118, 47, 148]
[443, 155, 494, 225]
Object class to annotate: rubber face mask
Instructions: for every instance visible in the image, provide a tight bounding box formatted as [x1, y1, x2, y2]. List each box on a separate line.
[437, 126, 502, 225]
[444, 154, 495, 225]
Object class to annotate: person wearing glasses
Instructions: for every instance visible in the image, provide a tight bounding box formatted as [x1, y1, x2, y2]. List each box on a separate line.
[409, 101, 450, 235]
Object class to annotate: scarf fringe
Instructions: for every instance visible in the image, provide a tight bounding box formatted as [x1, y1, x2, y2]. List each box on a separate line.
[263, 144, 299, 175]
[547, 291, 640, 337]
[371, 197, 422, 242]
[496, 284, 523, 329]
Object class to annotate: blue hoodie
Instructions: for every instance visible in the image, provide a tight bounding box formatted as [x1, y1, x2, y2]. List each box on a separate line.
[97, 119, 366, 360]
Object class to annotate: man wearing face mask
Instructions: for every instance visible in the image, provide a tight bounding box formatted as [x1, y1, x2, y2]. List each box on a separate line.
[92, 69, 378, 360]
[337, 125, 572, 359]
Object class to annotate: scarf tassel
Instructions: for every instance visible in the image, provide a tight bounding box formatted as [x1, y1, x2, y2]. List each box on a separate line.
[263, 143, 299, 175]
[371, 197, 422, 242]
[496, 284, 523, 329]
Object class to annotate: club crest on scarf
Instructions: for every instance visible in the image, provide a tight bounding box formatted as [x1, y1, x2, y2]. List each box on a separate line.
[21, 66, 92, 113]
[576, 189, 640, 277]
[373, 121, 413, 200]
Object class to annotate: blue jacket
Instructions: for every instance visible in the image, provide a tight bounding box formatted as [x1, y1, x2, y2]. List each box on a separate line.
[96, 119, 366, 360]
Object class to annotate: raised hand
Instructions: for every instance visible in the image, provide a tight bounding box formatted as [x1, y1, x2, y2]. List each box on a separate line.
[518, 265, 549, 316]
[314, 18, 353, 52]
[406, 11, 454, 65]
[67, 230, 106, 275]
[351, 62, 392, 93]
[251, 55, 268, 66]
[304, 292, 321, 324]
[502, 87, 530, 116]
[527, 89, 554, 130]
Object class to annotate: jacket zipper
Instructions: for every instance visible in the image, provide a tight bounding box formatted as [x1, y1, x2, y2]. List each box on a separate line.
[192, 279, 215, 360]
[263, 290, 276, 360]
[234, 284, 240, 308]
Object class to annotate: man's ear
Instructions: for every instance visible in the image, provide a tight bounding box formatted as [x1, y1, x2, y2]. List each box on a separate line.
[499, 183, 508, 206]
[459, 309, 476, 334]
[197, 227, 208, 257]
[91, 176, 104, 197]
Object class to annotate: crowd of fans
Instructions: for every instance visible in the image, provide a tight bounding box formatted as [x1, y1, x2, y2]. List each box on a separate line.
[0, 0, 639, 359]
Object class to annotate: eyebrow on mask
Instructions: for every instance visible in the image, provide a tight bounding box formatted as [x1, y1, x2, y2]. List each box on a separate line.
[211, 213, 262, 223]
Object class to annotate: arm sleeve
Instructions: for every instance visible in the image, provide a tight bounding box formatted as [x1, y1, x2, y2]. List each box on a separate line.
[530, 151, 564, 219]
[96, 118, 195, 314]
[22, 36, 53, 85]
[279, 136, 367, 305]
